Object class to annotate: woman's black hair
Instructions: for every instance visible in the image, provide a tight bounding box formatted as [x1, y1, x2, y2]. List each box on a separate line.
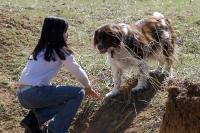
[32, 16, 73, 61]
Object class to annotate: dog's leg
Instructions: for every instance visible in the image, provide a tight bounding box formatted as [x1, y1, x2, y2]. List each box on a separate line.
[163, 56, 173, 77]
[131, 60, 149, 92]
[157, 60, 164, 72]
[106, 65, 123, 97]
[161, 31, 175, 77]
[151, 57, 165, 74]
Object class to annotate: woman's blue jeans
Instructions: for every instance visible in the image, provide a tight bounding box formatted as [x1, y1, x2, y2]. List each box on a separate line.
[17, 85, 85, 133]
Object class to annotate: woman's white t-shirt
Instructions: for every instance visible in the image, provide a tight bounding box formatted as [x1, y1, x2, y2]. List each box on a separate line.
[19, 51, 91, 88]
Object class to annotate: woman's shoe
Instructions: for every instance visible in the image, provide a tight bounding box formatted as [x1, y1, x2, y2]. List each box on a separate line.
[45, 129, 55, 133]
[42, 125, 55, 133]
[20, 111, 43, 133]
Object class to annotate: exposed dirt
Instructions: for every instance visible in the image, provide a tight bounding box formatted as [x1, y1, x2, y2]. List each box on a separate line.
[160, 80, 200, 133]
[72, 72, 168, 133]
[0, 85, 24, 133]
[72, 74, 200, 133]
[0, 9, 41, 32]
[0, 10, 38, 133]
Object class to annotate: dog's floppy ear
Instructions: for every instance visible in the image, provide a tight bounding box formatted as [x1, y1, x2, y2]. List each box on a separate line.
[93, 29, 99, 48]
[110, 25, 123, 41]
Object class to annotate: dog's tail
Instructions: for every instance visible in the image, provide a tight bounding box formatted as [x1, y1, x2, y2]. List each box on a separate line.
[153, 12, 165, 19]
[153, 12, 176, 48]
[153, 12, 177, 65]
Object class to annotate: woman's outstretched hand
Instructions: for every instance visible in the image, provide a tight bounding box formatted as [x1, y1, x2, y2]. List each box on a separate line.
[85, 87, 100, 99]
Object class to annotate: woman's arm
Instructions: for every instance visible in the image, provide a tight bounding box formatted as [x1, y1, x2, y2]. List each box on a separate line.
[62, 55, 100, 98]
[62, 55, 91, 88]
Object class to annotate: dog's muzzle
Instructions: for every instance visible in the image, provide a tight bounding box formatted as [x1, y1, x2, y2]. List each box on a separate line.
[97, 45, 107, 54]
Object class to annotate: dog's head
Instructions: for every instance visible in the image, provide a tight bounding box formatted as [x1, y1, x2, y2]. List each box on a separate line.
[93, 24, 123, 54]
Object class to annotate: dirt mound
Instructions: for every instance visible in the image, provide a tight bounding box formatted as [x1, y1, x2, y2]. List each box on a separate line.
[160, 80, 200, 133]
[72, 72, 167, 133]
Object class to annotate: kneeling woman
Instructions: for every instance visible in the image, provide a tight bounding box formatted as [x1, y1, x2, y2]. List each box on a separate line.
[17, 16, 99, 133]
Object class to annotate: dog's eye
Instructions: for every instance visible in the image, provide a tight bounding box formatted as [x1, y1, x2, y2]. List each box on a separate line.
[102, 34, 110, 40]
[97, 36, 102, 40]
[112, 37, 120, 44]
[107, 32, 114, 36]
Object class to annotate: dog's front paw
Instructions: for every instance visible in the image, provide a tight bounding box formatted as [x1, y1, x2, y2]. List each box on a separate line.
[105, 89, 120, 98]
[163, 70, 173, 78]
[150, 69, 162, 75]
[131, 86, 145, 94]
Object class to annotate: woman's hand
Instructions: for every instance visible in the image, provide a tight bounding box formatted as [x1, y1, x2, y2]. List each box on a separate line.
[85, 87, 100, 98]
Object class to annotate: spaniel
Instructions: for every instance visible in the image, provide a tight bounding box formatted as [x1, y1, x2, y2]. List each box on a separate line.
[94, 12, 176, 97]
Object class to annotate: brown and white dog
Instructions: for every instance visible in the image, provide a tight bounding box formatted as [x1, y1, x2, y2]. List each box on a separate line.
[94, 12, 176, 97]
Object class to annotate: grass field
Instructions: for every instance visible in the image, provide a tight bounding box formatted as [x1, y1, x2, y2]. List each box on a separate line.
[0, 0, 200, 133]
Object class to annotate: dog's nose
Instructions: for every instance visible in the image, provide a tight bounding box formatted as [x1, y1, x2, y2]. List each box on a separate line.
[97, 45, 104, 50]
[97, 45, 107, 54]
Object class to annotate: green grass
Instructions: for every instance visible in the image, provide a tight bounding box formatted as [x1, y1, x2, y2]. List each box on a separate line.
[0, 0, 200, 91]
[0, 0, 199, 95]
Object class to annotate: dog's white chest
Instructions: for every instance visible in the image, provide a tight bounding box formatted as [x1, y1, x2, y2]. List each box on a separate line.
[107, 47, 139, 69]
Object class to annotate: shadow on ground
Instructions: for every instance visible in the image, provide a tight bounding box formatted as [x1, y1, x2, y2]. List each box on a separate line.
[72, 72, 167, 133]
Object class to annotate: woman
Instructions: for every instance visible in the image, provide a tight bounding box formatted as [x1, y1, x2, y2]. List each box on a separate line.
[17, 16, 99, 133]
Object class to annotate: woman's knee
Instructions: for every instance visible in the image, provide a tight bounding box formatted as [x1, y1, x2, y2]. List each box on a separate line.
[78, 89, 85, 100]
